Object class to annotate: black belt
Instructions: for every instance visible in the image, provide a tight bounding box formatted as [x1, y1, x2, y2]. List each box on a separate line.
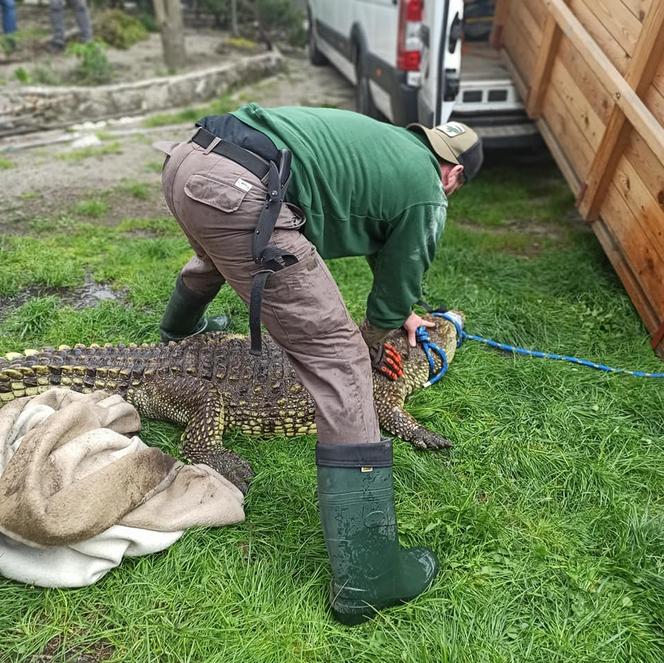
[191, 127, 270, 181]
[190, 127, 294, 356]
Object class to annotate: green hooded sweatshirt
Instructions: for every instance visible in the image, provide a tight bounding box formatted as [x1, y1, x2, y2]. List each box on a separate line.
[232, 103, 447, 329]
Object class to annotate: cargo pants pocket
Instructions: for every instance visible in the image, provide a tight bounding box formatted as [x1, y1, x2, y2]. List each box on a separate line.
[263, 244, 354, 347]
[184, 174, 249, 213]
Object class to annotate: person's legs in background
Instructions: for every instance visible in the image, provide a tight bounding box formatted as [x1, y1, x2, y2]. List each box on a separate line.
[49, 0, 66, 50]
[70, 0, 92, 42]
[49, 0, 92, 51]
[0, 0, 18, 50]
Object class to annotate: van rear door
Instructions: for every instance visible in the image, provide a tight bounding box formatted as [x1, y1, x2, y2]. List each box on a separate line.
[418, 0, 464, 125]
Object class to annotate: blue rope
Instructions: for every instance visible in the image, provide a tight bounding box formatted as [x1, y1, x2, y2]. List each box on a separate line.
[432, 311, 664, 379]
[416, 326, 449, 387]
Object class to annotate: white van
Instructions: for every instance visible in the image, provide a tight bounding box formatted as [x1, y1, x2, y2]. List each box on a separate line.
[307, 0, 538, 148]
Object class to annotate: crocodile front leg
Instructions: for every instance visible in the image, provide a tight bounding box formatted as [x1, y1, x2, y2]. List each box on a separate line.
[381, 405, 453, 450]
[129, 376, 254, 494]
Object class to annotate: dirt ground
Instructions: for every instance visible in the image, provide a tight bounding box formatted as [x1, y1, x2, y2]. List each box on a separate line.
[0, 52, 355, 232]
[0, 3, 264, 88]
[0, 29, 252, 87]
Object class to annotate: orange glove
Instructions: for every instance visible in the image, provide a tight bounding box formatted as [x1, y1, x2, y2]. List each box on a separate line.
[375, 342, 404, 381]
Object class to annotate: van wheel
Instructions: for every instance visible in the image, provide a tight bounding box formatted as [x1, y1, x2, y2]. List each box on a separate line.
[308, 15, 328, 66]
[356, 68, 379, 119]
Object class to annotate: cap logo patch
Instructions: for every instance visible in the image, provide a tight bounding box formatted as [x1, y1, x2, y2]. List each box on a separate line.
[437, 122, 466, 137]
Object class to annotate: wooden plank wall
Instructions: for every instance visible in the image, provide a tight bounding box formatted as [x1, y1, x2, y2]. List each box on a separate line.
[493, 0, 664, 356]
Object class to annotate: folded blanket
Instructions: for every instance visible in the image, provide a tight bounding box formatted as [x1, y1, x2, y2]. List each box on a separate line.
[0, 389, 245, 587]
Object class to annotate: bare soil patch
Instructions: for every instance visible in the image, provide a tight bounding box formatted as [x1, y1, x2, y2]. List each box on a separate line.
[0, 52, 354, 230]
[0, 276, 128, 318]
[1, 21, 252, 89]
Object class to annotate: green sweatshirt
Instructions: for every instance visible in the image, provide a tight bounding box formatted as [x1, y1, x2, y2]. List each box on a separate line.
[232, 104, 447, 329]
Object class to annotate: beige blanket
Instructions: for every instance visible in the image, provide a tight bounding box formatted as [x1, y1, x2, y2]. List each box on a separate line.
[0, 389, 245, 587]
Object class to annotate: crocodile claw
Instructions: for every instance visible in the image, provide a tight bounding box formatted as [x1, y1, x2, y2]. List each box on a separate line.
[190, 450, 255, 495]
[408, 428, 453, 451]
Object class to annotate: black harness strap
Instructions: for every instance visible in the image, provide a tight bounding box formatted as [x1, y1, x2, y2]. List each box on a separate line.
[190, 127, 296, 356]
[248, 150, 294, 355]
[191, 128, 270, 181]
[248, 249, 298, 355]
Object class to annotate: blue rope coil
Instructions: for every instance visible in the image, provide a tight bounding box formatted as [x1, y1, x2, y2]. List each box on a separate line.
[430, 311, 664, 379]
[415, 326, 449, 387]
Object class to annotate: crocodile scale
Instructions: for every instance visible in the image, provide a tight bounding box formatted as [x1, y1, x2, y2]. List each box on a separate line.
[0, 314, 461, 489]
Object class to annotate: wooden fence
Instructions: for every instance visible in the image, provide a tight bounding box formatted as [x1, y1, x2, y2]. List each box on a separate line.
[492, 0, 664, 356]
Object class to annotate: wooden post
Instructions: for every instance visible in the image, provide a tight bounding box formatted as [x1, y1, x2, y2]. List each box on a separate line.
[526, 2, 568, 118]
[578, 2, 664, 221]
[153, 0, 187, 72]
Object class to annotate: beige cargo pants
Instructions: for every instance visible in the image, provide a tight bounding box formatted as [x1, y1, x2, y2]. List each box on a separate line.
[161, 140, 380, 444]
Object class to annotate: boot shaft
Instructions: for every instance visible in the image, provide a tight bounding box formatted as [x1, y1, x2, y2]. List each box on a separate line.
[316, 439, 438, 625]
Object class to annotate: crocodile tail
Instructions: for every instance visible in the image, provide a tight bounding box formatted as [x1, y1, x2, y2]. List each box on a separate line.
[0, 341, 158, 405]
[0, 360, 54, 403]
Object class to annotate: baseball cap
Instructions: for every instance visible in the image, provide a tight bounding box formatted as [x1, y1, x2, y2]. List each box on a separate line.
[408, 120, 483, 182]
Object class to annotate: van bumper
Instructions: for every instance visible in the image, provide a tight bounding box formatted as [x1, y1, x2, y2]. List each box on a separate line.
[450, 112, 542, 150]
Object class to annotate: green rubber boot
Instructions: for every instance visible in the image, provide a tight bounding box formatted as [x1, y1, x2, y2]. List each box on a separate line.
[160, 275, 230, 343]
[316, 439, 439, 625]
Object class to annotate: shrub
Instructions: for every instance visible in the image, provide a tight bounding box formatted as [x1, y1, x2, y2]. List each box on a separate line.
[67, 41, 113, 85]
[199, 0, 306, 48]
[95, 10, 149, 50]
[13, 67, 30, 83]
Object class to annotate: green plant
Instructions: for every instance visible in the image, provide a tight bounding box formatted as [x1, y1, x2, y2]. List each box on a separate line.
[73, 198, 109, 218]
[252, 0, 306, 48]
[122, 182, 152, 200]
[31, 65, 61, 86]
[67, 40, 112, 85]
[13, 67, 31, 84]
[95, 9, 149, 50]
[197, 0, 306, 48]
[58, 141, 123, 162]
[144, 160, 164, 174]
[0, 158, 14, 170]
[0, 34, 16, 56]
[142, 94, 235, 128]
[137, 11, 157, 33]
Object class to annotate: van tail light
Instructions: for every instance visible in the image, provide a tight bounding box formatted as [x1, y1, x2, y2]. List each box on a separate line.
[397, 0, 424, 71]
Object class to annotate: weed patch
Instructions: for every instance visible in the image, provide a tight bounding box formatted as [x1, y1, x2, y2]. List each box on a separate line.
[144, 160, 164, 173]
[142, 94, 235, 128]
[95, 9, 149, 50]
[58, 141, 123, 162]
[73, 198, 110, 218]
[67, 41, 113, 85]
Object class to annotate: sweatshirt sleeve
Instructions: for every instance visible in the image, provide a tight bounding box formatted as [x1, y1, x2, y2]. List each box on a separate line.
[366, 201, 448, 329]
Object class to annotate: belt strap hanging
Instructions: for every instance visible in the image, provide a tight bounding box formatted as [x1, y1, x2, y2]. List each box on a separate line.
[248, 149, 294, 356]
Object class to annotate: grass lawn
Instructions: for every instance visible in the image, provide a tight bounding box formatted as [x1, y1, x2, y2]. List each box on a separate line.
[0, 155, 662, 662]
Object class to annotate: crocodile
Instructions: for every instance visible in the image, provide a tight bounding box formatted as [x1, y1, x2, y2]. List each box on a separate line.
[0, 313, 462, 492]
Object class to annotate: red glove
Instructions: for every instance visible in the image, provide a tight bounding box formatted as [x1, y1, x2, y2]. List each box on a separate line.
[376, 342, 404, 381]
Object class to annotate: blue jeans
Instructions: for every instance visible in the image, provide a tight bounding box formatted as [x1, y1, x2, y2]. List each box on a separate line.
[0, 0, 17, 35]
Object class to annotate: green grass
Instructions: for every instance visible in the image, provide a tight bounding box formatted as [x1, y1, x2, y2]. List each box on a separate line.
[73, 198, 110, 218]
[0, 157, 14, 170]
[0, 157, 662, 662]
[119, 181, 153, 200]
[144, 159, 164, 174]
[142, 94, 235, 128]
[58, 141, 123, 162]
